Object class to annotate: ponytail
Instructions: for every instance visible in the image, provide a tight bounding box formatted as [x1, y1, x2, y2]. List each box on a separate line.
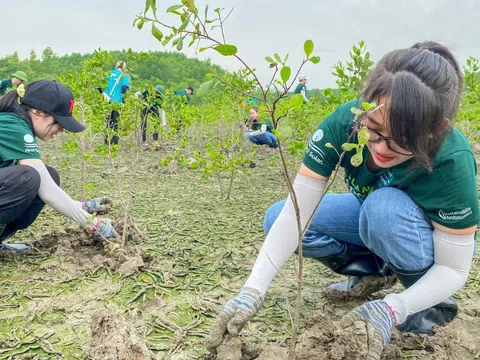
[0, 90, 35, 133]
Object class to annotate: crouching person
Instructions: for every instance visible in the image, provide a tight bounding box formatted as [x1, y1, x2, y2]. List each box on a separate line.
[0, 80, 118, 254]
[244, 107, 277, 149]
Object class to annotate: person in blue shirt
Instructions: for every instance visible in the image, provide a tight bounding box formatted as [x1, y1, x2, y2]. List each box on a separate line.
[103, 61, 130, 145]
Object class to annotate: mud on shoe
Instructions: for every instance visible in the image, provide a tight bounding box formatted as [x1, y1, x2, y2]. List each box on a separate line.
[0, 243, 30, 256]
[325, 275, 397, 301]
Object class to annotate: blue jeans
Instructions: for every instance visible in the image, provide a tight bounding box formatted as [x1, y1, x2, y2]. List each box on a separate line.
[249, 132, 278, 148]
[263, 188, 435, 272]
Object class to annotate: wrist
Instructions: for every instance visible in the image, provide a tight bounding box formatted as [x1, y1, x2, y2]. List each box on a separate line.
[384, 302, 397, 325]
[240, 286, 263, 301]
[87, 217, 100, 233]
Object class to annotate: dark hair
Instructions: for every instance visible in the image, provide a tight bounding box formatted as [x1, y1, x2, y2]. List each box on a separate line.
[362, 41, 461, 171]
[0, 91, 35, 134]
[251, 107, 259, 113]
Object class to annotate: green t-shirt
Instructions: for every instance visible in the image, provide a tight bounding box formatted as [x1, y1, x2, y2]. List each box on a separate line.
[173, 89, 191, 102]
[249, 118, 275, 133]
[294, 83, 308, 103]
[141, 88, 164, 108]
[0, 113, 40, 167]
[303, 100, 479, 230]
[294, 83, 307, 95]
[0, 78, 13, 96]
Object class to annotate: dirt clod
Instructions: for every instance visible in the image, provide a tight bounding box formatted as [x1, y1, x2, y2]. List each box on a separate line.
[325, 275, 397, 301]
[216, 336, 243, 360]
[118, 255, 145, 277]
[88, 310, 156, 360]
[32, 226, 150, 275]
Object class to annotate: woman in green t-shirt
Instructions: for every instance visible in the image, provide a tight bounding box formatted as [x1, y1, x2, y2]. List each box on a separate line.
[0, 80, 119, 254]
[244, 107, 278, 148]
[207, 42, 478, 358]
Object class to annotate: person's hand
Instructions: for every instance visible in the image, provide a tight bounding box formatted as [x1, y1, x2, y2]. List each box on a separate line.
[88, 217, 119, 240]
[244, 131, 253, 139]
[205, 287, 263, 352]
[339, 300, 396, 360]
[103, 93, 111, 102]
[82, 197, 113, 214]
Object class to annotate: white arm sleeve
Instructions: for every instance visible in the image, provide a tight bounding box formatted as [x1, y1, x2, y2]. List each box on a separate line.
[300, 90, 309, 103]
[248, 125, 267, 137]
[33, 163, 90, 228]
[244, 174, 326, 295]
[384, 229, 474, 324]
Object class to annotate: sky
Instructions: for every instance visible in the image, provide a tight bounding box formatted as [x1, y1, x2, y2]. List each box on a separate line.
[2, 0, 480, 88]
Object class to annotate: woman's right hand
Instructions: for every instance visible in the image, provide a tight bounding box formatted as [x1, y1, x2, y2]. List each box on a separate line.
[205, 287, 263, 352]
[88, 217, 119, 240]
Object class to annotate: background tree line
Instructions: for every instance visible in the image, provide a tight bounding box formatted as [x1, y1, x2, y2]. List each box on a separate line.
[0, 47, 226, 97]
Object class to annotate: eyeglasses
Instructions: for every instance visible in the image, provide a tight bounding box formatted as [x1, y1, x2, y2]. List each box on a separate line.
[356, 114, 413, 157]
[364, 127, 414, 157]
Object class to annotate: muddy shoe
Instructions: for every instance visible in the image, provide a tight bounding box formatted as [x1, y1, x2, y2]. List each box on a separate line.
[325, 275, 397, 301]
[0, 243, 30, 256]
[141, 142, 152, 151]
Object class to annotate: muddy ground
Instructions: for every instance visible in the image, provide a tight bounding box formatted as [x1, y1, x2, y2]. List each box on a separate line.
[0, 139, 478, 359]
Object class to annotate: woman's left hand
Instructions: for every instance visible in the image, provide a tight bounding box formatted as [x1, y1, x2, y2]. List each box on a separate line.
[82, 197, 113, 214]
[339, 300, 396, 360]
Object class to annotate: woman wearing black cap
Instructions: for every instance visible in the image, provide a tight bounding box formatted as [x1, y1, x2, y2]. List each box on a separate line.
[0, 80, 118, 254]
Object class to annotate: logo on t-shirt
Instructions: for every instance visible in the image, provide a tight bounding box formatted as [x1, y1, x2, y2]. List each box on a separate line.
[23, 133, 38, 153]
[438, 208, 472, 221]
[24, 134, 34, 143]
[312, 129, 324, 142]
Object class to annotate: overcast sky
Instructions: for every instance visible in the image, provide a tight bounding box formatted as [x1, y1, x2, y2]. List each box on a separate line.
[2, 0, 480, 88]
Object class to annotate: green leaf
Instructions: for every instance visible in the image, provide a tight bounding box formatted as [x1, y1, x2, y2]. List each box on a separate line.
[265, 56, 274, 63]
[325, 143, 334, 149]
[362, 102, 372, 111]
[144, 0, 153, 13]
[136, 18, 146, 30]
[350, 107, 364, 116]
[274, 53, 282, 63]
[151, 24, 163, 41]
[144, 0, 157, 14]
[341, 143, 358, 151]
[358, 126, 371, 145]
[350, 152, 364, 167]
[280, 66, 291, 84]
[284, 53, 289, 63]
[205, 4, 209, 18]
[276, 124, 293, 141]
[289, 94, 304, 110]
[178, 18, 189, 32]
[304, 40, 314, 58]
[199, 47, 208, 52]
[167, 4, 184, 13]
[309, 56, 321, 64]
[176, 37, 184, 51]
[213, 44, 237, 56]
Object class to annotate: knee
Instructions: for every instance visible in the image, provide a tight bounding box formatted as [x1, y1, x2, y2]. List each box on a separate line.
[14, 165, 41, 197]
[263, 200, 286, 233]
[359, 187, 433, 270]
[46, 166, 60, 186]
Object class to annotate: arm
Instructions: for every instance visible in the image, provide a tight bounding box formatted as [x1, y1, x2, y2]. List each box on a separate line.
[384, 223, 475, 324]
[244, 164, 327, 295]
[246, 124, 267, 138]
[19, 158, 91, 227]
[300, 89, 309, 103]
